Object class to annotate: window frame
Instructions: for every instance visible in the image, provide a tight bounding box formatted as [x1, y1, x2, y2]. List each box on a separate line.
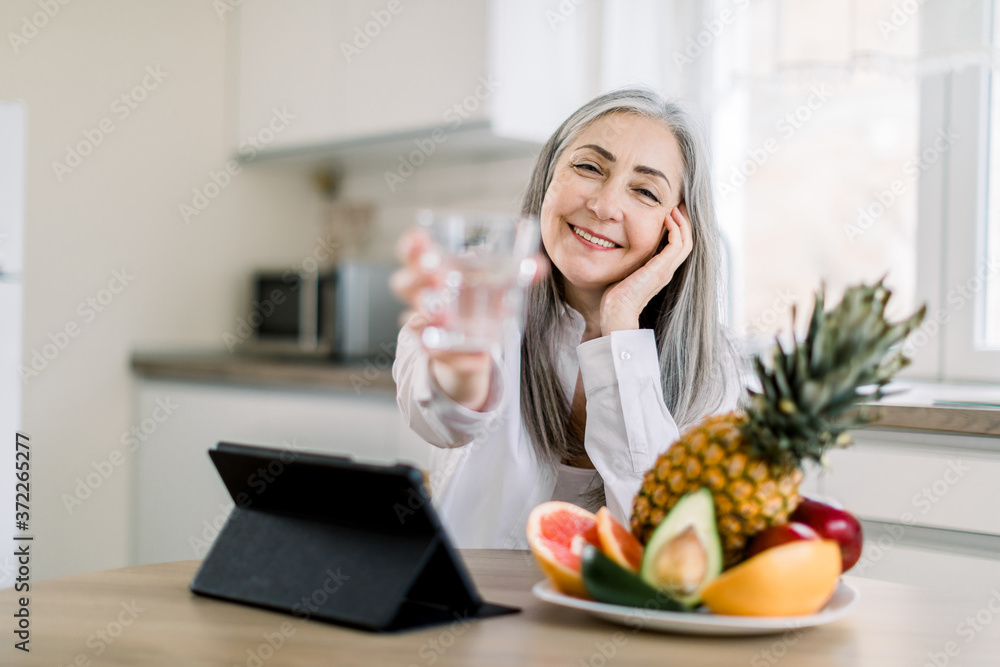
[907, 0, 1000, 382]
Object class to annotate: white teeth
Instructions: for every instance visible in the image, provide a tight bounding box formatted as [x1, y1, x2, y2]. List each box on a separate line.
[571, 225, 618, 248]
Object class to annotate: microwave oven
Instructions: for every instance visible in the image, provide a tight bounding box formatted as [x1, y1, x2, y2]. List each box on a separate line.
[249, 260, 403, 358]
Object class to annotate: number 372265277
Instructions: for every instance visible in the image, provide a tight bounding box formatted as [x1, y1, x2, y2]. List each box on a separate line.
[15, 436, 29, 525]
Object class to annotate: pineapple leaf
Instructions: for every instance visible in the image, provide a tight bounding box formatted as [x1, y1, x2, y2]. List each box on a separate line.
[744, 279, 926, 468]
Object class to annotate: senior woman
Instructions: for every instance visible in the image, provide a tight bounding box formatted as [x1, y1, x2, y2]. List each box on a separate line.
[391, 88, 743, 549]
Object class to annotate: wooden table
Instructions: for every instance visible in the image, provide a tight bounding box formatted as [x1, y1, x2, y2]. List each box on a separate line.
[2, 549, 999, 666]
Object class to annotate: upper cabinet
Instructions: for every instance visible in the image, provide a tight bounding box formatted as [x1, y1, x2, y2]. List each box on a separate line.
[231, 0, 645, 165]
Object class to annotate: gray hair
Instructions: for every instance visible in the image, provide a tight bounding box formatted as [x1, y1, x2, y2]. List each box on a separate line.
[518, 88, 745, 509]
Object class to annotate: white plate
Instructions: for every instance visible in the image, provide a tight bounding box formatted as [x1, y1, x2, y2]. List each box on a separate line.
[531, 580, 859, 636]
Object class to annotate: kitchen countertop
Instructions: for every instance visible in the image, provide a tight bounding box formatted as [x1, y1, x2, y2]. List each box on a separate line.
[867, 380, 1000, 437]
[4, 549, 999, 666]
[131, 351, 1000, 436]
[131, 349, 397, 393]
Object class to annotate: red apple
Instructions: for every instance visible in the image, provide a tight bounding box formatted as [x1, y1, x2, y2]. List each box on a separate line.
[746, 521, 821, 559]
[790, 497, 864, 572]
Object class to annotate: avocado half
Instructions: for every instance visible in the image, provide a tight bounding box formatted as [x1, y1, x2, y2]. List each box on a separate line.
[639, 488, 723, 608]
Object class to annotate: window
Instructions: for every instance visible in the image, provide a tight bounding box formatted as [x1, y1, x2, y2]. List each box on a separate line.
[705, 0, 1000, 381]
[594, 0, 997, 380]
[712, 0, 921, 359]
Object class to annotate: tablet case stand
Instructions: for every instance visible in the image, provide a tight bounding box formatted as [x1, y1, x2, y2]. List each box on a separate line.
[190, 442, 519, 633]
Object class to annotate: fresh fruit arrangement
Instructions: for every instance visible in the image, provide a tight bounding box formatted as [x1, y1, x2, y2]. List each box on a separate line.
[631, 280, 924, 568]
[527, 280, 924, 617]
[528, 494, 853, 617]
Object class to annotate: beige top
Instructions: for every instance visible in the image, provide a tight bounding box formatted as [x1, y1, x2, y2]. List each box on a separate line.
[550, 462, 599, 505]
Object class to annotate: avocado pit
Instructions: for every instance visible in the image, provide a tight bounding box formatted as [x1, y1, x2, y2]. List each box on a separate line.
[652, 525, 708, 596]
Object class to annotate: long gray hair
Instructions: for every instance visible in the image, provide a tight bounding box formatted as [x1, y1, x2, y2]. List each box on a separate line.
[519, 88, 743, 505]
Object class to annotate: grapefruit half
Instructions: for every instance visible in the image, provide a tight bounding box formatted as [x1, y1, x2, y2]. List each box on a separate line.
[526, 501, 600, 598]
[595, 507, 644, 573]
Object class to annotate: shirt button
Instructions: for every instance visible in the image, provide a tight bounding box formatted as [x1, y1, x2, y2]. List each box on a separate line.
[620, 350, 631, 360]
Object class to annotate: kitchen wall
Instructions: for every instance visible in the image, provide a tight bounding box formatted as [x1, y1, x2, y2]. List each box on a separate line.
[338, 155, 539, 263]
[0, 1, 327, 580]
[0, 0, 551, 583]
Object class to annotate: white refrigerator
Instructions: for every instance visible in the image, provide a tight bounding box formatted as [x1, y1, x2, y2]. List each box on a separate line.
[0, 101, 25, 589]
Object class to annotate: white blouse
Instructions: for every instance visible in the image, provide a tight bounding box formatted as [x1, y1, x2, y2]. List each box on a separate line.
[392, 303, 736, 549]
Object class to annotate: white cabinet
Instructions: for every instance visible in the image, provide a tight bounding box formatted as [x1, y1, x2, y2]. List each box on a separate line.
[232, 0, 610, 156]
[130, 379, 433, 565]
[236, 0, 484, 149]
[799, 427, 1000, 553]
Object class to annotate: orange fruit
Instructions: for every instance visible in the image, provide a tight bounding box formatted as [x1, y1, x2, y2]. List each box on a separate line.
[595, 507, 644, 573]
[700, 539, 841, 616]
[526, 502, 601, 598]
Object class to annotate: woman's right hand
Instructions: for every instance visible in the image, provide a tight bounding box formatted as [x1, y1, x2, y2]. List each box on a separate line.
[390, 229, 494, 412]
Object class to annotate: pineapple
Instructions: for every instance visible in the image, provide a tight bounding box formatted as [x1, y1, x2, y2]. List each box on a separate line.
[631, 280, 925, 567]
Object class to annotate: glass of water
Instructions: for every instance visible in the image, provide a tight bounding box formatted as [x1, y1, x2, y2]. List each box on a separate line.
[416, 210, 541, 353]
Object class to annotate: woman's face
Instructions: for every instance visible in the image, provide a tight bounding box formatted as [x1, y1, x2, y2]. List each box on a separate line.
[540, 112, 685, 293]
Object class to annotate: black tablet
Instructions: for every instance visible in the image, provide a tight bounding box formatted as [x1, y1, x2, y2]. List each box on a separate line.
[189, 442, 519, 632]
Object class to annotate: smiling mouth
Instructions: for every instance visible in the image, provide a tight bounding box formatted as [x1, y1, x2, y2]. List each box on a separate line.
[569, 223, 621, 249]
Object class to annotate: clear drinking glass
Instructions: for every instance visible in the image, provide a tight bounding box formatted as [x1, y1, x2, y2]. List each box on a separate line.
[416, 210, 541, 353]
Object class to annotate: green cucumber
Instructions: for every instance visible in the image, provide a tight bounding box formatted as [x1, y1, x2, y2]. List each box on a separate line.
[581, 544, 685, 611]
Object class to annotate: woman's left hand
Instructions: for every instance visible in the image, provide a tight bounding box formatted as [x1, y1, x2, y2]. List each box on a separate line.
[599, 203, 693, 335]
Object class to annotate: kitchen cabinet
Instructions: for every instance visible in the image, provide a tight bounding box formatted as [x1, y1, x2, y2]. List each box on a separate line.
[130, 362, 1000, 571]
[231, 0, 608, 161]
[130, 378, 433, 565]
[799, 426, 1000, 560]
[236, 0, 485, 150]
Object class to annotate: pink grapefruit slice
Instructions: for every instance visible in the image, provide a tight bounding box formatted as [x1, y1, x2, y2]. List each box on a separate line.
[595, 506, 644, 573]
[526, 501, 600, 598]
